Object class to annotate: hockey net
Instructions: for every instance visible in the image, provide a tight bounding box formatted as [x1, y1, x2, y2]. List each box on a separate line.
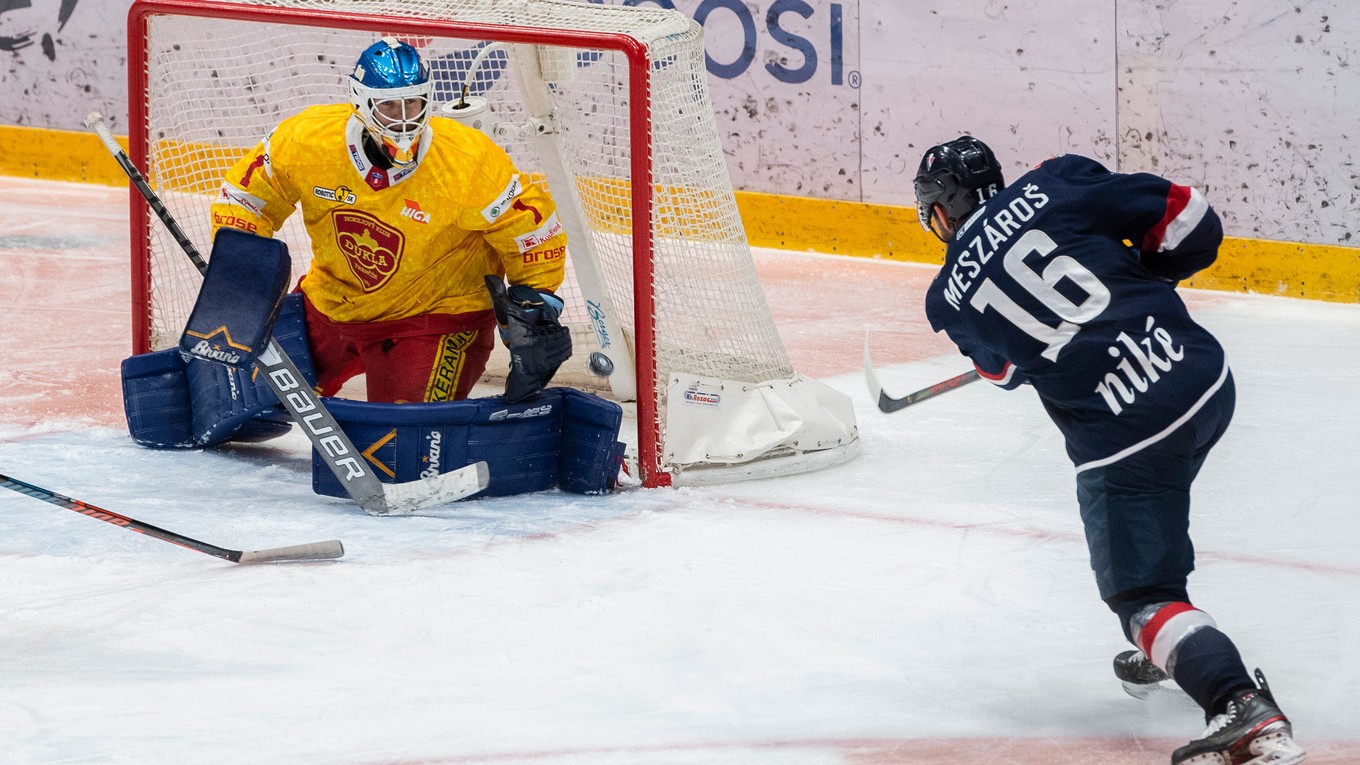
[127, 0, 858, 487]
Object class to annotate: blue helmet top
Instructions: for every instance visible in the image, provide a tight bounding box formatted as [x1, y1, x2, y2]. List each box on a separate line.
[352, 37, 429, 89]
[349, 37, 433, 166]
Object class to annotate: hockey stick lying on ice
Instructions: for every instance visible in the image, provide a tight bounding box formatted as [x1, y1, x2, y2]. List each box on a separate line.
[1, 472, 343, 564]
[864, 334, 981, 413]
[85, 112, 489, 515]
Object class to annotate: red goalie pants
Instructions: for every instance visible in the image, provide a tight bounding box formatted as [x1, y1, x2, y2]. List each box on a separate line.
[302, 296, 496, 404]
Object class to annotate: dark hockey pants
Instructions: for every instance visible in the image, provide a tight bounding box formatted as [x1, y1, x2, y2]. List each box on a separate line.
[1076, 373, 1235, 603]
[1077, 375, 1252, 716]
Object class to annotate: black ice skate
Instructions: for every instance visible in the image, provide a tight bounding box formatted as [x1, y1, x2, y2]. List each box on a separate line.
[1171, 670, 1306, 765]
[1114, 649, 1169, 699]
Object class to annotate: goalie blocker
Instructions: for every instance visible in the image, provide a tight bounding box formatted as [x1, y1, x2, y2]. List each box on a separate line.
[180, 228, 292, 368]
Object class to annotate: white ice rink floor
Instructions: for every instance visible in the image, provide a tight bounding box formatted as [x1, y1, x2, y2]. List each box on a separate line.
[2, 176, 1358, 764]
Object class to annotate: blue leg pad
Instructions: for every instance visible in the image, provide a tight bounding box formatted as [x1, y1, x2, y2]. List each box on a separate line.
[121, 349, 195, 448]
[313, 388, 625, 500]
[123, 295, 318, 450]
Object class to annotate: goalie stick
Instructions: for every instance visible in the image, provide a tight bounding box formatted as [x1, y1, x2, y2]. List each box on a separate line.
[1, 472, 343, 564]
[864, 334, 981, 413]
[86, 111, 489, 515]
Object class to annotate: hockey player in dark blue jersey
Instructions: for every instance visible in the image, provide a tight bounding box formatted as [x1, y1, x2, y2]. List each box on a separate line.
[917, 136, 1306, 765]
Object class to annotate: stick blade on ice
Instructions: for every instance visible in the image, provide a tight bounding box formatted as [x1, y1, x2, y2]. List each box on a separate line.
[863, 333, 886, 405]
[380, 461, 490, 515]
[864, 333, 980, 413]
[236, 540, 345, 565]
[864, 333, 908, 412]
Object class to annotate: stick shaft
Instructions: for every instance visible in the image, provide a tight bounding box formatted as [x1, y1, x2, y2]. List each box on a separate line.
[1, 472, 342, 563]
[864, 333, 981, 413]
[2, 472, 239, 560]
[877, 369, 980, 412]
[87, 117, 208, 272]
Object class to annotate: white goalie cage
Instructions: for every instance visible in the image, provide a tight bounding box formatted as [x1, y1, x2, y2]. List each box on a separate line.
[128, 0, 859, 487]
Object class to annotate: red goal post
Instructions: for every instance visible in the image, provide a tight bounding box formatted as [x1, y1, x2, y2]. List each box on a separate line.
[126, 0, 859, 487]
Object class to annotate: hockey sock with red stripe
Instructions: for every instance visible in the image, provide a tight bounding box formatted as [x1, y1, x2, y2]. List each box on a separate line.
[1168, 627, 1255, 718]
[1131, 601, 1254, 718]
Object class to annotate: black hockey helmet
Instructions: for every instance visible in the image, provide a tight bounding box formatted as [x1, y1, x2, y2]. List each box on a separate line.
[914, 136, 1004, 242]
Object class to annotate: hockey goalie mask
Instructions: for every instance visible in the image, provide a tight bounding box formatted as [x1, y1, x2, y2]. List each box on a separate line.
[350, 37, 432, 166]
[914, 136, 1004, 242]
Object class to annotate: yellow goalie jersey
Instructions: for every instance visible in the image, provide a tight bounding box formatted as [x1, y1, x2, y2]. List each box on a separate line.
[209, 103, 567, 324]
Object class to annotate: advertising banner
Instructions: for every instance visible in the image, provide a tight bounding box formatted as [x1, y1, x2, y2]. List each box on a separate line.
[2, 0, 1358, 246]
[0, 0, 130, 131]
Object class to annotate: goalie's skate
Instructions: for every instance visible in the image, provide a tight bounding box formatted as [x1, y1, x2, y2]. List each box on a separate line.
[1171, 670, 1306, 765]
[1114, 649, 1170, 699]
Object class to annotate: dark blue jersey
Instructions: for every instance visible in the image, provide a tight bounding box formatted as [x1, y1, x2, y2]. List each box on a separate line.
[924, 154, 1229, 470]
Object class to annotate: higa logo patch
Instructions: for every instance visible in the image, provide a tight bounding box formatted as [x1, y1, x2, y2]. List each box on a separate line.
[314, 185, 357, 204]
[401, 199, 431, 223]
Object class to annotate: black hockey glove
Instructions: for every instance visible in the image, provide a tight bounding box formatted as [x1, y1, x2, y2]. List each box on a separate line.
[485, 275, 572, 403]
[1129, 246, 1180, 287]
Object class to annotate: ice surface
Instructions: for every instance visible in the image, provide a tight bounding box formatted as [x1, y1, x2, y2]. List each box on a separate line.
[2, 177, 1358, 764]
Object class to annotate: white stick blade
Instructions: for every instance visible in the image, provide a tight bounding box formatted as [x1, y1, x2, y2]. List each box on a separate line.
[236, 540, 345, 564]
[863, 332, 885, 402]
[380, 461, 490, 515]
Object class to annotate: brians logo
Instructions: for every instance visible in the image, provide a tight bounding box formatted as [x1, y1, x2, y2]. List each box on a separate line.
[420, 430, 442, 479]
[189, 340, 242, 365]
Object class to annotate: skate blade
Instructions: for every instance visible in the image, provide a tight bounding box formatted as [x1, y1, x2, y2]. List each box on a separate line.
[1241, 730, 1306, 765]
[1177, 753, 1231, 765]
[1120, 679, 1165, 700]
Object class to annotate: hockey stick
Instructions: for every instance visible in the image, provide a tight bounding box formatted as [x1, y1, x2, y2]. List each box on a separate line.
[86, 112, 489, 515]
[2, 472, 343, 564]
[864, 334, 981, 413]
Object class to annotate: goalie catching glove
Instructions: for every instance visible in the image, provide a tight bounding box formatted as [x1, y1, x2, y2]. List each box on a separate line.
[485, 275, 571, 403]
